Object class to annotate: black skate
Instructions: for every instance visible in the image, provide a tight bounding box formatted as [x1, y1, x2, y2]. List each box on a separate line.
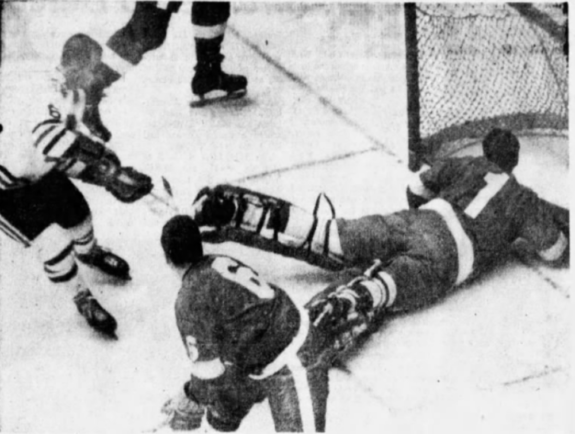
[190, 35, 247, 108]
[77, 245, 131, 281]
[191, 63, 247, 107]
[73, 289, 117, 338]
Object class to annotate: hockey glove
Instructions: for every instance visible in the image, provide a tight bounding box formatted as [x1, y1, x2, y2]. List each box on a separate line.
[162, 385, 205, 431]
[61, 135, 153, 203]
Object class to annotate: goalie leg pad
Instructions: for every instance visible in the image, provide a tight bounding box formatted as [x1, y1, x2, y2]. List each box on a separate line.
[193, 185, 346, 270]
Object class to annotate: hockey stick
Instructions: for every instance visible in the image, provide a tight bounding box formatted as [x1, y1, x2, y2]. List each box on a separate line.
[144, 176, 181, 218]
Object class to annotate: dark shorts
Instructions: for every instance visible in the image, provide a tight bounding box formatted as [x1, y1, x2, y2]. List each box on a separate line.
[0, 171, 90, 246]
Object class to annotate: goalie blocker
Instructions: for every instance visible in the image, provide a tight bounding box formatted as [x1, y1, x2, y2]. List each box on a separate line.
[56, 134, 152, 203]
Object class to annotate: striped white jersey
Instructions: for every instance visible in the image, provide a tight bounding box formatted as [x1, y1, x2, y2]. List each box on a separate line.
[0, 82, 96, 190]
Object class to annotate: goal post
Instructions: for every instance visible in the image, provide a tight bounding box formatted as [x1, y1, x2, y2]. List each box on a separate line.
[404, 3, 568, 171]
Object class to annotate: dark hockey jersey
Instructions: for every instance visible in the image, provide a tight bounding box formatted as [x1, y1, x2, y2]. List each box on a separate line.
[411, 156, 567, 274]
[175, 255, 300, 375]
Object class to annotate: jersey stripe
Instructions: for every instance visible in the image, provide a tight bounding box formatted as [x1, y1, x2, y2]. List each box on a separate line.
[46, 262, 78, 283]
[250, 303, 309, 380]
[188, 358, 226, 379]
[288, 358, 316, 431]
[464, 172, 510, 218]
[32, 119, 60, 134]
[377, 271, 397, 308]
[193, 23, 227, 39]
[422, 198, 475, 285]
[0, 165, 28, 190]
[539, 231, 568, 262]
[43, 242, 74, 266]
[43, 129, 77, 159]
[0, 214, 31, 245]
[409, 165, 435, 199]
[42, 128, 69, 156]
[33, 124, 58, 148]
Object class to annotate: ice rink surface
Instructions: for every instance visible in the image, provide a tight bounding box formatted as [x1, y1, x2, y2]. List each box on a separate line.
[0, 2, 571, 433]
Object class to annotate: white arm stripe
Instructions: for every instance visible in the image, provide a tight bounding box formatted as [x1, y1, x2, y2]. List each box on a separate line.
[102, 46, 132, 75]
[408, 165, 434, 199]
[193, 23, 227, 39]
[538, 231, 568, 262]
[189, 358, 225, 380]
[421, 198, 475, 285]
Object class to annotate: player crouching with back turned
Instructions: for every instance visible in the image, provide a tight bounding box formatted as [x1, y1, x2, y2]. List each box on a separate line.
[186, 127, 568, 350]
[0, 38, 154, 337]
[159, 215, 385, 432]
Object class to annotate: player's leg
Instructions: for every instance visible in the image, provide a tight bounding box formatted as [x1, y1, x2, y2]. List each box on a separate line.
[306, 366, 329, 432]
[260, 363, 324, 432]
[107, 2, 183, 67]
[59, 2, 183, 142]
[34, 223, 118, 338]
[191, 2, 247, 102]
[304, 238, 457, 362]
[45, 172, 131, 280]
[0, 184, 117, 337]
[191, 184, 346, 270]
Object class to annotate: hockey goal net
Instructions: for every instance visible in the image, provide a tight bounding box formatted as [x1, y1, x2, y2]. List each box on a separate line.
[404, 3, 568, 170]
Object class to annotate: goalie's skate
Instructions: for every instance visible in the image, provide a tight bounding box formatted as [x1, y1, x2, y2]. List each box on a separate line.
[77, 245, 131, 280]
[304, 285, 375, 368]
[73, 289, 117, 338]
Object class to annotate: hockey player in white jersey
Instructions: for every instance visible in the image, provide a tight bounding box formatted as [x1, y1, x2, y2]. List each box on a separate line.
[56, 2, 247, 143]
[0, 71, 153, 338]
[187, 128, 568, 357]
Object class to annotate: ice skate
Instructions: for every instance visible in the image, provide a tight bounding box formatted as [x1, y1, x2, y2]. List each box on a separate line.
[190, 36, 247, 107]
[77, 245, 131, 280]
[73, 289, 118, 338]
[191, 62, 247, 107]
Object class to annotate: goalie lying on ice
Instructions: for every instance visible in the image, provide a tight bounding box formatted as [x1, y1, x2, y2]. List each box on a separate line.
[190, 128, 568, 315]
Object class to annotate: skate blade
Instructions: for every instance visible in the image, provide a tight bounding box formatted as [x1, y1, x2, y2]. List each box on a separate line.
[190, 89, 247, 108]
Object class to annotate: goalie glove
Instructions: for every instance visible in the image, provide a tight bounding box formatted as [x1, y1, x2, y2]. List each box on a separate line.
[58, 134, 153, 203]
[161, 385, 205, 431]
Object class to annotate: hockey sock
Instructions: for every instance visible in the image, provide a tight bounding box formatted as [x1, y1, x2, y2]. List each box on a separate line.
[35, 223, 83, 285]
[67, 217, 96, 256]
[343, 264, 397, 314]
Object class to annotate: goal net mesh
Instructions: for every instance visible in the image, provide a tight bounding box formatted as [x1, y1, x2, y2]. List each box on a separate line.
[405, 3, 568, 168]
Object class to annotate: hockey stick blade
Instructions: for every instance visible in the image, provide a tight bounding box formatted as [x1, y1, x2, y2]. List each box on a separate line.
[143, 176, 180, 218]
[162, 176, 173, 197]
